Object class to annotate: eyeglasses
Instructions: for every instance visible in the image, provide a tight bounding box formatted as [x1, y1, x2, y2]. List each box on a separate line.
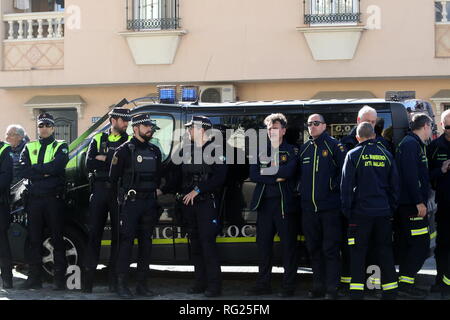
[307, 121, 324, 127]
[38, 123, 53, 128]
[445, 125, 450, 130]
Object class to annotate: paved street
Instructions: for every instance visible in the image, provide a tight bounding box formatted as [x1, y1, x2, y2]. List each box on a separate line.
[0, 256, 441, 300]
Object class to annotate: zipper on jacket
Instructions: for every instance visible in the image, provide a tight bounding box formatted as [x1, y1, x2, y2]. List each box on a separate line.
[278, 182, 285, 219]
[252, 184, 266, 211]
[312, 143, 318, 213]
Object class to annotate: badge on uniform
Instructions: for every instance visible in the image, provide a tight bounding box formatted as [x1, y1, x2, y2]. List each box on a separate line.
[280, 152, 288, 164]
[137, 155, 143, 163]
[112, 155, 118, 165]
[322, 149, 328, 157]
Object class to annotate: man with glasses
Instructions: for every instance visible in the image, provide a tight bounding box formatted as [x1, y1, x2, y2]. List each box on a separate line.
[82, 107, 131, 293]
[299, 114, 347, 300]
[395, 113, 433, 299]
[427, 109, 450, 298]
[19, 112, 69, 290]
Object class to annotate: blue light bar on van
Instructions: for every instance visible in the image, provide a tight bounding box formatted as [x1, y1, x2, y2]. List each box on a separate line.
[180, 86, 198, 102]
[157, 85, 177, 104]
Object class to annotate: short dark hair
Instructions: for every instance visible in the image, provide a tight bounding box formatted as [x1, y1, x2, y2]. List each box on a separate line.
[264, 113, 287, 128]
[356, 122, 375, 139]
[410, 113, 432, 131]
[308, 113, 325, 123]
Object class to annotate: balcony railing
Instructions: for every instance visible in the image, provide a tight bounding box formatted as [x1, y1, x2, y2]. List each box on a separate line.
[3, 11, 64, 40]
[303, 0, 361, 25]
[126, 0, 180, 31]
[436, 1, 450, 23]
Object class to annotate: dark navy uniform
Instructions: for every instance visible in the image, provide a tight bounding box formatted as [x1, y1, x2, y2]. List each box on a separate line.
[0, 142, 13, 288]
[249, 140, 299, 294]
[83, 107, 130, 293]
[19, 113, 69, 290]
[110, 115, 162, 298]
[395, 132, 431, 288]
[298, 131, 346, 296]
[427, 134, 450, 292]
[340, 127, 391, 289]
[341, 139, 400, 299]
[161, 116, 227, 297]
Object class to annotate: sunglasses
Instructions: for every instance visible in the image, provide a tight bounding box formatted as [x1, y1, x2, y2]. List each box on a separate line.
[307, 121, 324, 127]
[38, 123, 53, 128]
[445, 125, 450, 130]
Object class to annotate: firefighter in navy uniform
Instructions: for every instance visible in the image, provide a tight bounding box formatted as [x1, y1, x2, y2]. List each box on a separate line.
[341, 122, 400, 300]
[82, 107, 131, 293]
[339, 106, 390, 292]
[245, 113, 299, 298]
[299, 114, 346, 300]
[19, 113, 69, 290]
[427, 109, 450, 298]
[166, 115, 227, 298]
[0, 140, 13, 289]
[395, 113, 433, 299]
[110, 114, 162, 299]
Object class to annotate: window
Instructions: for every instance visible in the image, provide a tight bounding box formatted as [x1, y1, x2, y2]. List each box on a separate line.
[304, 0, 360, 25]
[436, 1, 450, 23]
[126, 0, 180, 31]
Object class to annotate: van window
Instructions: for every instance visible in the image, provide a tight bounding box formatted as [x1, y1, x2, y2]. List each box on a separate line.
[126, 114, 174, 162]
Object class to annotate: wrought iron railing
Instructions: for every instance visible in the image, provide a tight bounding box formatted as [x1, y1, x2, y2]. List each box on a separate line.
[303, 0, 361, 25]
[126, 0, 180, 31]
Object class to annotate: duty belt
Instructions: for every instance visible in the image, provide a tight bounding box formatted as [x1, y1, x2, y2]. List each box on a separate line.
[125, 189, 156, 201]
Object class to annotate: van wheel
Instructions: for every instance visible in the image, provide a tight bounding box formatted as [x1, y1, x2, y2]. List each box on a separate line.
[41, 227, 86, 278]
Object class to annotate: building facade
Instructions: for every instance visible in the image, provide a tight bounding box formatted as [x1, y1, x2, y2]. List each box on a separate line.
[0, 0, 449, 141]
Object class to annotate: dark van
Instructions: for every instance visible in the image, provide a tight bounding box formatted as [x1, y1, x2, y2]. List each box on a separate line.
[8, 98, 437, 276]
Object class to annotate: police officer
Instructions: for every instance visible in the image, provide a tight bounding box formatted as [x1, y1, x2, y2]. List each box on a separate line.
[110, 114, 162, 299]
[246, 113, 299, 298]
[82, 107, 131, 293]
[164, 115, 227, 297]
[395, 113, 433, 299]
[427, 109, 450, 298]
[341, 122, 399, 300]
[341, 106, 392, 152]
[19, 112, 69, 290]
[299, 113, 346, 300]
[0, 138, 13, 288]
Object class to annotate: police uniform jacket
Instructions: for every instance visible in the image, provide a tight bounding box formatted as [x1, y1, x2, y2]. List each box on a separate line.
[86, 130, 129, 181]
[427, 134, 450, 206]
[250, 140, 298, 216]
[395, 132, 430, 206]
[109, 137, 162, 192]
[298, 131, 346, 213]
[341, 139, 399, 218]
[19, 135, 69, 196]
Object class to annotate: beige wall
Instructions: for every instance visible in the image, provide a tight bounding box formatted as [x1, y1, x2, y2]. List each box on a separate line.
[1, 78, 450, 139]
[0, 0, 448, 88]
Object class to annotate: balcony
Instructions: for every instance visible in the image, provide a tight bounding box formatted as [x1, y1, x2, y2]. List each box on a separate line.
[120, 0, 186, 65]
[297, 0, 364, 60]
[2, 11, 64, 70]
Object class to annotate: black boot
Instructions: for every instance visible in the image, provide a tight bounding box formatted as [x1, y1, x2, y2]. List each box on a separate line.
[108, 271, 117, 293]
[82, 268, 95, 293]
[117, 274, 133, 299]
[1, 266, 13, 289]
[135, 272, 154, 297]
[19, 266, 42, 290]
[53, 269, 66, 291]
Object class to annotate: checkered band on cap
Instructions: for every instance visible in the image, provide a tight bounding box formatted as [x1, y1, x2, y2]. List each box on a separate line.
[131, 114, 151, 126]
[185, 116, 212, 128]
[37, 113, 55, 124]
[109, 108, 130, 119]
